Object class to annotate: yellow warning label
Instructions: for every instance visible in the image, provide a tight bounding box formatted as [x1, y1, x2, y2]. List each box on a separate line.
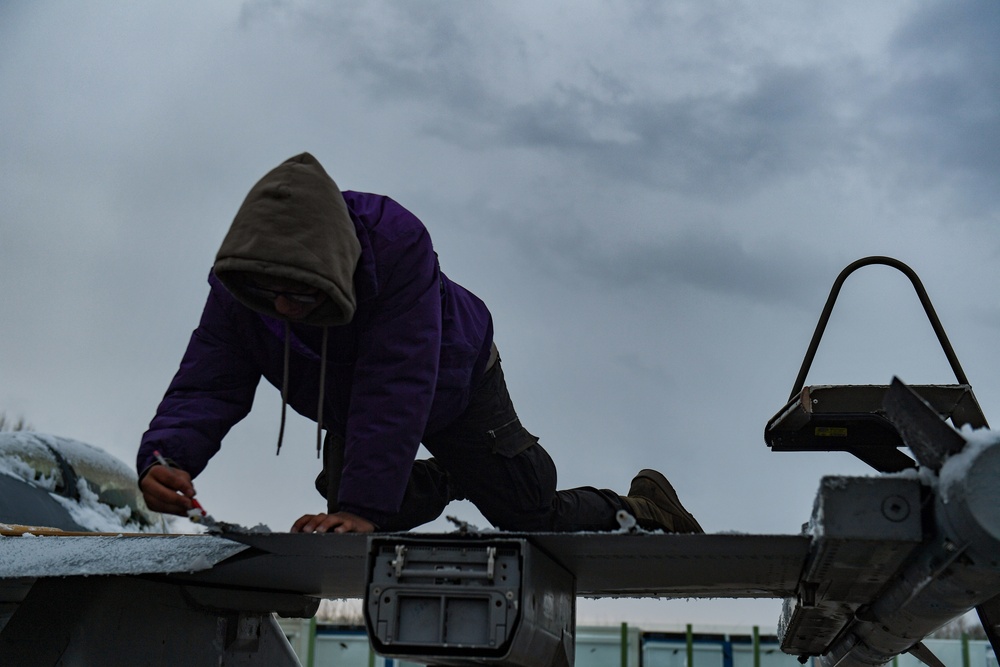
[815, 426, 848, 437]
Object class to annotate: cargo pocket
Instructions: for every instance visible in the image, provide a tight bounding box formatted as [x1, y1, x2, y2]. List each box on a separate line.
[487, 416, 539, 457]
[485, 421, 554, 523]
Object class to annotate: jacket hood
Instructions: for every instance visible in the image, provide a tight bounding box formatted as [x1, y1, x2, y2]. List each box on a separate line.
[213, 152, 360, 326]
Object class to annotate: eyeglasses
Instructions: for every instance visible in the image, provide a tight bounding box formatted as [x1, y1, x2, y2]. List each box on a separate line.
[246, 285, 324, 304]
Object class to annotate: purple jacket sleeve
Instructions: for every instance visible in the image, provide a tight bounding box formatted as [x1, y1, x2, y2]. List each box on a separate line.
[335, 223, 441, 525]
[137, 284, 261, 477]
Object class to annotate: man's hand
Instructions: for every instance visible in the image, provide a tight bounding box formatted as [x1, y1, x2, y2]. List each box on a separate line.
[291, 511, 375, 534]
[140, 464, 198, 516]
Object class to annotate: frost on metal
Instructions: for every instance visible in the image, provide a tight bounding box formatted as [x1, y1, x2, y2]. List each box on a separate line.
[0, 533, 247, 578]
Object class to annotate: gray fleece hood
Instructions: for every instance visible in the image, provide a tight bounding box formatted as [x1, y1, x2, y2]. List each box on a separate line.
[213, 152, 361, 326]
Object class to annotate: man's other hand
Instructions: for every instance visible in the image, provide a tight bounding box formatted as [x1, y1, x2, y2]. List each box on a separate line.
[291, 511, 375, 534]
[140, 464, 197, 516]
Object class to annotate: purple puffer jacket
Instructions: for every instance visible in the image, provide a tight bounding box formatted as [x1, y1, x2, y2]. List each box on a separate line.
[137, 190, 494, 526]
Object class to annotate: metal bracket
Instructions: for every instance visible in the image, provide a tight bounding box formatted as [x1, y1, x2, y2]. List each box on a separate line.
[365, 535, 575, 666]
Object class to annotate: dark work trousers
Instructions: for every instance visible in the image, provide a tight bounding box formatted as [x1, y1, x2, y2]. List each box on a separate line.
[318, 358, 626, 532]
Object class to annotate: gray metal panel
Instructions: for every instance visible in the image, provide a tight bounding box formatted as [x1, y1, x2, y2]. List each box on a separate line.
[179, 532, 810, 599]
[0, 476, 88, 531]
[805, 476, 923, 603]
[884, 378, 969, 471]
[779, 476, 924, 657]
[0, 576, 302, 666]
[176, 532, 371, 598]
[365, 537, 576, 667]
[531, 533, 809, 598]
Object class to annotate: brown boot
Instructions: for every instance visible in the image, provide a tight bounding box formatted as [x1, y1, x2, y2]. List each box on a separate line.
[620, 469, 704, 534]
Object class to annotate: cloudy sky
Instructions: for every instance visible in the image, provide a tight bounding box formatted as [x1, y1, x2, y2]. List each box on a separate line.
[3, 1, 999, 627]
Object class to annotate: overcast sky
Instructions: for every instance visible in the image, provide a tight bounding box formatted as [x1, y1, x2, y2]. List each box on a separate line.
[3, 1, 999, 628]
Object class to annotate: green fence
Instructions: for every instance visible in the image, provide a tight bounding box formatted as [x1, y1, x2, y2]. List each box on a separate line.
[278, 619, 998, 667]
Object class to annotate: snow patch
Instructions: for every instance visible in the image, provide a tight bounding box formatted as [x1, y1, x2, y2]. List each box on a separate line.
[0, 453, 58, 491]
[938, 426, 1000, 504]
[49, 477, 163, 533]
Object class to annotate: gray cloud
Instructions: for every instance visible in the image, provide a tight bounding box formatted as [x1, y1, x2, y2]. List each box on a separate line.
[496, 64, 843, 201]
[497, 216, 828, 307]
[223, 2, 907, 211]
[871, 1, 1000, 214]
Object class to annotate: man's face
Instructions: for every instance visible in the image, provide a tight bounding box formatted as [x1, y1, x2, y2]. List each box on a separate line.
[247, 277, 326, 321]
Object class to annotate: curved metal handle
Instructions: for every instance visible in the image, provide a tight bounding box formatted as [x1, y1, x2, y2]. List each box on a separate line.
[788, 256, 969, 401]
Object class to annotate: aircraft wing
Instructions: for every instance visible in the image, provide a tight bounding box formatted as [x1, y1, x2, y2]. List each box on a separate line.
[174, 530, 808, 600]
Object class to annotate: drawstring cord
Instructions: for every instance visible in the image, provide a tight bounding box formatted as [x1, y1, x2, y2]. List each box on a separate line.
[316, 326, 328, 458]
[275, 321, 327, 459]
[276, 320, 291, 455]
